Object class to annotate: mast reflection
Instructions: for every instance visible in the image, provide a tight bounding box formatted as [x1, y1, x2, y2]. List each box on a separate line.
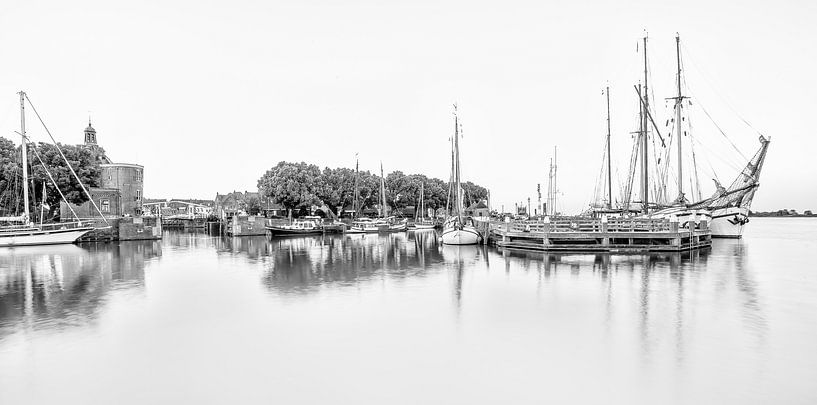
[259, 233, 445, 293]
[0, 241, 162, 340]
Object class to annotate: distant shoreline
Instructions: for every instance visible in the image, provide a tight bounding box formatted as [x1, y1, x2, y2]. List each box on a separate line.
[750, 212, 815, 218]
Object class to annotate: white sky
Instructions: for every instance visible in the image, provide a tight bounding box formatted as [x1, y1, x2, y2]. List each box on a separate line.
[0, 0, 814, 213]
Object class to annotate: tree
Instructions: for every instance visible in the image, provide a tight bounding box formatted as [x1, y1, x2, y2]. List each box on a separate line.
[0, 138, 101, 219]
[256, 160, 490, 218]
[258, 161, 323, 213]
[461, 181, 489, 208]
[316, 167, 356, 215]
[245, 195, 262, 215]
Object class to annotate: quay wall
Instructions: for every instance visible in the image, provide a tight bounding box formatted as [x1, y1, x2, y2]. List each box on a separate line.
[227, 215, 268, 236]
[77, 217, 162, 242]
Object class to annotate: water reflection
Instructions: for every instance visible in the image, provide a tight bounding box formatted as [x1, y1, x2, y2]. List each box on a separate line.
[256, 232, 445, 294]
[1, 223, 805, 404]
[0, 241, 162, 340]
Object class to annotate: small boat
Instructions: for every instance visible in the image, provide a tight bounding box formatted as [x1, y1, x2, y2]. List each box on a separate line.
[346, 162, 407, 234]
[266, 217, 323, 236]
[386, 216, 408, 232]
[411, 182, 435, 231]
[0, 91, 102, 247]
[346, 218, 386, 234]
[346, 216, 406, 234]
[442, 105, 482, 245]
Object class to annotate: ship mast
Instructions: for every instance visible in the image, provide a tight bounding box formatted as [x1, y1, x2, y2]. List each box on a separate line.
[674, 34, 686, 203]
[19, 91, 30, 224]
[419, 182, 424, 220]
[641, 35, 649, 214]
[380, 162, 386, 218]
[606, 86, 612, 210]
[353, 154, 359, 217]
[453, 105, 462, 221]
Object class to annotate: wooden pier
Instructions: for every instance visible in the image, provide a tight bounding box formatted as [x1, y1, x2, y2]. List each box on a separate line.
[489, 217, 711, 252]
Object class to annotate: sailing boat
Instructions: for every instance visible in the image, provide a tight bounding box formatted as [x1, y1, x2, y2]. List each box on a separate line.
[649, 35, 769, 237]
[0, 91, 97, 247]
[412, 182, 435, 230]
[589, 35, 769, 238]
[379, 162, 407, 232]
[346, 160, 406, 233]
[442, 105, 482, 245]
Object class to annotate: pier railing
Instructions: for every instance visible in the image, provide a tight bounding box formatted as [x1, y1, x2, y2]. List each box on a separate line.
[501, 217, 677, 233]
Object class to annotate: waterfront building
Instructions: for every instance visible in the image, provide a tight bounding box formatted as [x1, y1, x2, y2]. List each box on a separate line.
[214, 191, 263, 219]
[61, 121, 145, 218]
[465, 200, 490, 217]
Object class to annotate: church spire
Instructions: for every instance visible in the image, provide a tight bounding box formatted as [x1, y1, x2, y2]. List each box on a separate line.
[84, 118, 97, 145]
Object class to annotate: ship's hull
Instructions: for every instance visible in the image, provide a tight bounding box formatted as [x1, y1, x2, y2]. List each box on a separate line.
[410, 223, 436, 231]
[265, 226, 323, 236]
[441, 226, 482, 245]
[708, 207, 749, 238]
[0, 227, 94, 247]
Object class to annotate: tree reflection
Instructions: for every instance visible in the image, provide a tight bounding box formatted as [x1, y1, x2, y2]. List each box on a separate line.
[0, 241, 162, 340]
[259, 233, 445, 294]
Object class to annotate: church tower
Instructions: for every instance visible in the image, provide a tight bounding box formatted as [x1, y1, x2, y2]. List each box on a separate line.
[84, 119, 97, 146]
[82, 118, 111, 164]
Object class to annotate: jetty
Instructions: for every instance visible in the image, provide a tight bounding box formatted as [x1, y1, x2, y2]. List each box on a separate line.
[486, 216, 711, 252]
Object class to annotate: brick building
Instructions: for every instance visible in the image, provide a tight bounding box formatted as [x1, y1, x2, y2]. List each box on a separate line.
[61, 121, 144, 219]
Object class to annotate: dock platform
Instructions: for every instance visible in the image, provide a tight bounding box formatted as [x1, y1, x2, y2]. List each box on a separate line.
[489, 217, 711, 252]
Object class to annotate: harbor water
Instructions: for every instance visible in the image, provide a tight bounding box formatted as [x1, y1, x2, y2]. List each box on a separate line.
[1, 218, 815, 404]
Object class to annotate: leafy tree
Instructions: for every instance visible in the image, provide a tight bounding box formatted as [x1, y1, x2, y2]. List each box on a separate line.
[0, 138, 101, 219]
[316, 167, 356, 215]
[256, 160, 490, 218]
[245, 195, 262, 215]
[258, 161, 323, 213]
[461, 181, 488, 208]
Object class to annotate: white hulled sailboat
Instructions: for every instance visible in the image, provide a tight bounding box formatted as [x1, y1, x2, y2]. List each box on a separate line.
[442, 105, 482, 245]
[0, 91, 102, 247]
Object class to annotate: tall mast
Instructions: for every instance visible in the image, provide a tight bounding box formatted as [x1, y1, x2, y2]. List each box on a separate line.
[553, 146, 557, 216]
[380, 161, 386, 218]
[419, 181, 424, 220]
[453, 105, 462, 220]
[606, 86, 613, 209]
[19, 91, 30, 223]
[641, 35, 650, 214]
[353, 154, 359, 217]
[674, 33, 685, 202]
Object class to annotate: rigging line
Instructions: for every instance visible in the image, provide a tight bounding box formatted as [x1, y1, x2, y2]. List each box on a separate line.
[20, 137, 82, 222]
[24, 94, 109, 225]
[688, 132, 742, 173]
[693, 96, 748, 161]
[681, 42, 764, 137]
[688, 133, 729, 184]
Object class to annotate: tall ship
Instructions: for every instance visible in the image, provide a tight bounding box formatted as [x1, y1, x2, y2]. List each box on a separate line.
[1, 91, 104, 247]
[442, 105, 482, 245]
[588, 35, 770, 238]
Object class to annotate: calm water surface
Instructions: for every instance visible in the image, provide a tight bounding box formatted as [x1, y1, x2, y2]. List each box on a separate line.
[1, 218, 815, 404]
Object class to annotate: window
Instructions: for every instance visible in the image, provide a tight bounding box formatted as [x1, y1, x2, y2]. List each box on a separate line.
[101, 199, 110, 213]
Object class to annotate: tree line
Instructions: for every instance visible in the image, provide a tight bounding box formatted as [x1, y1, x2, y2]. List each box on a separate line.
[257, 161, 488, 216]
[0, 137, 101, 220]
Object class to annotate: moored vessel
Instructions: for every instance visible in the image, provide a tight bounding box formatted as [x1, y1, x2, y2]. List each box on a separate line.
[0, 91, 103, 247]
[442, 105, 482, 246]
[266, 217, 324, 236]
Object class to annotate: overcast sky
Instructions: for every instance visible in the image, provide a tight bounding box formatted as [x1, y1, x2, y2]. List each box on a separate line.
[0, 0, 813, 213]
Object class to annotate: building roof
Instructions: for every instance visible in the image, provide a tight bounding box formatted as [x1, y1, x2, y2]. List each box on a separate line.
[466, 200, 489, 210]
